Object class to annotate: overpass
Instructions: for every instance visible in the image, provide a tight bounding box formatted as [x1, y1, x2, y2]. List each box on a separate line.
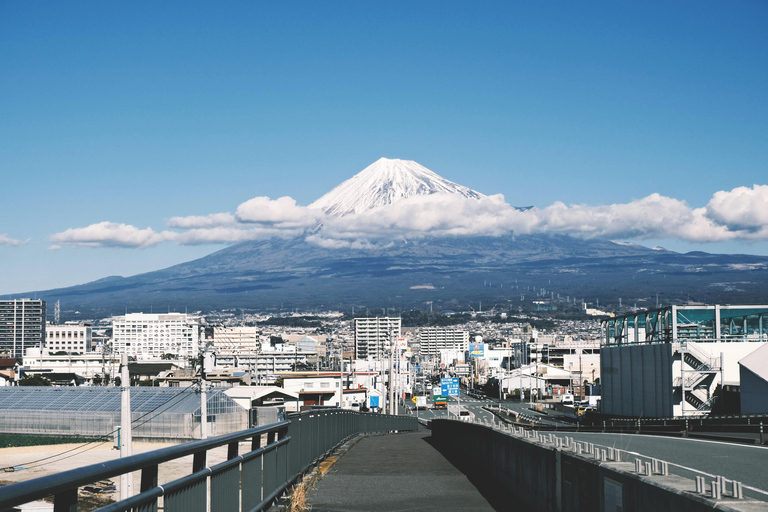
[1, 410, 767, 512]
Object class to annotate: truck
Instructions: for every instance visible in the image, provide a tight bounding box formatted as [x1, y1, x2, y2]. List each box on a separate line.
[433, 395, 448, 410]
[415, 395, 427, 410]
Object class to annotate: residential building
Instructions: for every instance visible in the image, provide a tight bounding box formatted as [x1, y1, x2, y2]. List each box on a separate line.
[112, 313, 200, 361]
[418, 327, 469, 357]
[211, 326, 260, 356]
[0, 299, 46, 358]
[353, 317, 401, 360]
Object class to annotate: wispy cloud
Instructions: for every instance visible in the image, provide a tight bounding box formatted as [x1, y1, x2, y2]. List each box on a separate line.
[167, 212, 236, 229]
[0, 234, 25, 246]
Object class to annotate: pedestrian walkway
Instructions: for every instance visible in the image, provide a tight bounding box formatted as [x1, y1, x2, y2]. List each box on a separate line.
[306, 429, 522, 512]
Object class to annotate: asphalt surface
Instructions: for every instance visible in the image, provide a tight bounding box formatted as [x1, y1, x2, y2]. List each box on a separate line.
[563, 432, 768, 498]
[307, 429, 526, 512]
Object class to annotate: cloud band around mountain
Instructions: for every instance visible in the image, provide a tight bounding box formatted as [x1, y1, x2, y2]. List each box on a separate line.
[48, 184, 768, 249]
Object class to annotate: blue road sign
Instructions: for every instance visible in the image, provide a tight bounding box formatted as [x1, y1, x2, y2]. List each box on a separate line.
[441, 377, 460, 397]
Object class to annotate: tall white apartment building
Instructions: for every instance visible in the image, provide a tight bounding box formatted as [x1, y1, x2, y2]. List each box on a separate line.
[112, 313, 199, 361]
[353, 317, 401, 360]
[418, 327, 469, 357]
[46, 322, 92, 354]
[0, 299, 46, 358]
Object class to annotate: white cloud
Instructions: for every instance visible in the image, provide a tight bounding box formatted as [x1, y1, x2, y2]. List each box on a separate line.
[705, 184, 768, 234]
[50, 222, 168, 248]
[49, 184, 768, 251]
[0, 234, 24, 246]
[235, 196, 323, 228]
[167, 212, 236, 229]
[313, 190, 761, 245]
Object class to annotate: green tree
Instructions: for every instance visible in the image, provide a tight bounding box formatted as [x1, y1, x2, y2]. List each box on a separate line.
[160, 353, 177, 360]
[19, 374, 52, 386]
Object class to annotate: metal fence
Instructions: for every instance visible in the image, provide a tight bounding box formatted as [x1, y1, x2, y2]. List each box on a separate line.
[0, 409, 417, 512]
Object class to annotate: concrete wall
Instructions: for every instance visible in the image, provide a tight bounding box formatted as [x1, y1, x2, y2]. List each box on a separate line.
[431, 419, 742, 512]
[601, 343, 673, 417]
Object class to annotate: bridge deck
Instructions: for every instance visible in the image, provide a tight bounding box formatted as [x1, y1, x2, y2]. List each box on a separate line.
[306, 429, 522, 512]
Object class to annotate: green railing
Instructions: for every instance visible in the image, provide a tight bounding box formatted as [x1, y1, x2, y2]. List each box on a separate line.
[0, 409, 417, 512]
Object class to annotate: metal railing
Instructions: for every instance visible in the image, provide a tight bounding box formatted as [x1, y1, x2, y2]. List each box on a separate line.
[0, 410, 417, 512]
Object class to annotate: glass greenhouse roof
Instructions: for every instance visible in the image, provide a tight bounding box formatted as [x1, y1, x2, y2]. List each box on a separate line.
[0, 386, 234, 414]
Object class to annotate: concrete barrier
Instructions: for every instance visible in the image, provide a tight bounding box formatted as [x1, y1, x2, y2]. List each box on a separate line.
[431, 419, 766, 512]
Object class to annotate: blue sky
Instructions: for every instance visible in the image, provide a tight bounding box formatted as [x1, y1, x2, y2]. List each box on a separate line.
[1, 1, 767, 293]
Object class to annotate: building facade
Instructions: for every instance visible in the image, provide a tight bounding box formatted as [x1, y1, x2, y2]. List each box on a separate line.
[418, 327, 469, 357]
[0, 299, 46, 358]
[211, 326, 260, 355]
[601, 305, 768, 417]
[46, 322, 92, 354]
[112, 313, 200, 361]
[353, 317, 401, 360]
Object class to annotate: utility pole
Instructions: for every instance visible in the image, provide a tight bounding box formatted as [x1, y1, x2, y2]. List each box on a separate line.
[388, 329, 395, 415]
[200, 352, 208, 439]
[120, 354, 133, 499]
[338, 354, 344, 409]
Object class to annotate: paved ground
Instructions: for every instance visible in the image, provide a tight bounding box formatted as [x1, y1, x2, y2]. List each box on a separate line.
[307, 429, 526, 512]
[565, 432, 768, 498]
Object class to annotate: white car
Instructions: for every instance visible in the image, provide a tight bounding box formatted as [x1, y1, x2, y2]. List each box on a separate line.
[561, 394, 574, 405]
[458, 410, 473, 422]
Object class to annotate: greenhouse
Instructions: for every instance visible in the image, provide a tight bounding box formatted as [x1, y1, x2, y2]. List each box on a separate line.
[0, 386, 247, 440]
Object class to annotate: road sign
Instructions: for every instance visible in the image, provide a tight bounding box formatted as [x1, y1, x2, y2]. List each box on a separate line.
[411, 396, 418, 404]
[441, 377, 459, 397]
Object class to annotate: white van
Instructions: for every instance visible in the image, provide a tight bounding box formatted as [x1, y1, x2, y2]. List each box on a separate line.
[561, 394, 575, 406]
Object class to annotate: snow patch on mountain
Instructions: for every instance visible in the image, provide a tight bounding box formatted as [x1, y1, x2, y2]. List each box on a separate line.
[308, 157, 485, 217]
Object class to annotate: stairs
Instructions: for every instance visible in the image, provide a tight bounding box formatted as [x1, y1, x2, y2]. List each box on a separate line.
[678, 343, 721, 416]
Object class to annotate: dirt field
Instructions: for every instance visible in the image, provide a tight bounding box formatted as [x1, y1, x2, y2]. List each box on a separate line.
[0, 438, 256, 509]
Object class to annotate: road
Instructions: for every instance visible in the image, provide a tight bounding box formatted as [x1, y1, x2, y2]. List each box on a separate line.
[404, 391, 768, 502]
[408, 390, 567, 427]
[563, 432, 768, 500]
[306, 430, 515, 511]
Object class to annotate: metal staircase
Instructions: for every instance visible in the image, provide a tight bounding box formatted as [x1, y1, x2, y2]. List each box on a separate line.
[678, 342, 721, 417]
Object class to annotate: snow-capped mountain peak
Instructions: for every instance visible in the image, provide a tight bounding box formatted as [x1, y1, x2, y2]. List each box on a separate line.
[308, 157, 485, 217]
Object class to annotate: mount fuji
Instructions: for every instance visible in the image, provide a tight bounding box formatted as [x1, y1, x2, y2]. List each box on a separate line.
[308, 157, 485, 217]
[26, 158, 768, 316]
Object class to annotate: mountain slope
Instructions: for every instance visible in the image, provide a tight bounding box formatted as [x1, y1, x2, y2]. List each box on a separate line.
[308, 158, 484, 217]
[20, 157, 768, 316]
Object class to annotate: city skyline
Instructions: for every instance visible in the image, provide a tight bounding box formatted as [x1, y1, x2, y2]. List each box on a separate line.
[2, 1, 767, 293]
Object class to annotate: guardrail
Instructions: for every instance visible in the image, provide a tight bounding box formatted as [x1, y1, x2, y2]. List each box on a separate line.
[432, 418, 766, 511]
[482, 405, 767, 444]
[0, 410, 417, 512]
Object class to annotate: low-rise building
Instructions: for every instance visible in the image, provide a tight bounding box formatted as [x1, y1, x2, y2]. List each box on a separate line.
[46, 322, 92, 354]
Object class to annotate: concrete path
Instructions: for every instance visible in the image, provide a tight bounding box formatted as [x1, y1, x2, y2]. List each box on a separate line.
[306, 430, 525, 512]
